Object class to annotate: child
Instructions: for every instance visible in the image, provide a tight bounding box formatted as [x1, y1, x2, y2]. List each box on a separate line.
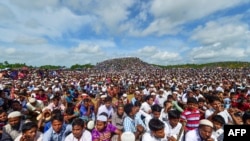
[0, 110, 8, 139]
[180, 97, 200, 132]
[92, 113, 122, 141]
[198, 98, 207, 120]
[212, 115, 225, 141]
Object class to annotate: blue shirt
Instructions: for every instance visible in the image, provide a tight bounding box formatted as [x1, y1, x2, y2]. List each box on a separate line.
[43, 124, 72, 141]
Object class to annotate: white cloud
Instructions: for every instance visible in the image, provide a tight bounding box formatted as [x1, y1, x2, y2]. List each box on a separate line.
[191, 15, 249, 45]
[137, 0, 248, 36]
[73, 43, 102, 54]
[189, 15, 250, 63]
[138, 46, 157, 55]
[5, 48, 16, 54]
[136, 46, 181, 65]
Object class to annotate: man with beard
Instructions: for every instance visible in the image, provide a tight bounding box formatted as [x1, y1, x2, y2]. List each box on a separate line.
[1, 111, 25, 141]
[112, 105, 126, 131]
[185, 119, 217, 141]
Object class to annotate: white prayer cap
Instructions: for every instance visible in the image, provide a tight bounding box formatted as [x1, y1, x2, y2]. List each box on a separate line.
[28, 97, 36, 103]
[8, 111, 22, 118]
[97, 115, 107, 122]
[33, 87, 39, 91]
[30, 93, 36, 98]
[123, 93, 127, 97]
[151, 92, 156, 96]
[87, 120, 95, 130]
[121, 132, 135, 141]
[199, 119, 213, 128]
[100, 94, 107, 98]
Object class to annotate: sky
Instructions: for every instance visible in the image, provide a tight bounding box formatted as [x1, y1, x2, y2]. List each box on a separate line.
[0, 0, 250, 67]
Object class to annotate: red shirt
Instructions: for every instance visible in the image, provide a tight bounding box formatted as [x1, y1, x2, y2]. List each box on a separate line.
[181, 108, 200, 131]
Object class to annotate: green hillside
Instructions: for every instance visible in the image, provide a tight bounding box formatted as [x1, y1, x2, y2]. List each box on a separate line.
[154, 61, 250, 69]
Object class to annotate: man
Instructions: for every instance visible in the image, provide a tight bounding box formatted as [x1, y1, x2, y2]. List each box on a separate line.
[144, 104, 162, 132]
[15, 121, 43, 141]
[142, 118, 167, 141]
[140, 95, 154, 117]
[65, 118, 91, 141]
[1, 111, 25, 141]
[185, 119, 217, 141]
[43, 115, 72, 141]
[165, 110, 184, 141]
[97, 97, 114, 119]
[26, 97, 44, 116]
[46, 96, 65, 112]
[123, 103, 145, 140]
[205, 96, 233, 124]
[112, 105, 126, 131]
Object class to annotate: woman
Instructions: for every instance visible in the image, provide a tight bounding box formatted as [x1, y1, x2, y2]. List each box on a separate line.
[15, 121, 43, 141]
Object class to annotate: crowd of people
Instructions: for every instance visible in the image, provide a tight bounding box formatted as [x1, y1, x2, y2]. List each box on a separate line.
[0, 58, 250, 141]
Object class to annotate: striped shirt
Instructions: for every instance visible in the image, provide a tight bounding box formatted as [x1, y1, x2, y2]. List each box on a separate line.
[181, 109, 200, 131]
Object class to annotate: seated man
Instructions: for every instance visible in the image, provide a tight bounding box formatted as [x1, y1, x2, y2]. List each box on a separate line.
[185, 119, 217, 141]
[142, 118, 167, 141]
[1, 111, 25, 141]
[43, 115, 72, 141]
[65, 118, 92, 141]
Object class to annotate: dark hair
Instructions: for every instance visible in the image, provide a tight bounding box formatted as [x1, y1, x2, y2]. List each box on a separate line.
[167, 95, 173, 100]
[208, 96, 221, 104]
[168, 110, 181, 119]
[198, 98, 206, 103]
[212, 115, 225, 125]
[83, 98, 90, 102]
[145, 95, 153, 101]
[51, 115, 64, 123]
[99, 112, 109, 118]
[151, 104, 162, 113]
[65, 107, 74, 115]
[242, 111, 250, 124]
[11, 100, 21, 105]
[163, 100, 171, 107]
[104, 96, 112, 103]
[124, 103, 134, 116]
[0, 109, 6, 114]
[22, 122, 38, 133]
[148, 118, 165, 131]
[72, 118, 85, 128]
[51, 109, 62, 117]
[134, 101, 141, 107]
[187, 97, 198, 104]
[52, 96, 60, 101]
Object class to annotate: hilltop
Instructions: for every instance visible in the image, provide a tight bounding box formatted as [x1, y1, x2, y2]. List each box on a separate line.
[93, 57, 161, 72]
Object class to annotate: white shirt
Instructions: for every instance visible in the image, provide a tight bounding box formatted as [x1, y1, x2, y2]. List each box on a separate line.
[155, 95, 167, 107]
[159, 109, 169, 123]
[140, 102, 152, 117]
[142, 132, 168, 141]
[185, 128, 218, 141]
[64, 130, 92, 141]
[97, 105, 114, 118]
[205, 109, 232, 124]
[164, 122, 183, 140]
[212, 128, 224, 139]
[15, 131, 43, 141]
[26, 100, 44, 113]
[144, 115, 153, 132]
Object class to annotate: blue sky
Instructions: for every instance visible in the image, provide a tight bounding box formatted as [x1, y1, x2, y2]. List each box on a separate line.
[0, 0, 250, 67]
